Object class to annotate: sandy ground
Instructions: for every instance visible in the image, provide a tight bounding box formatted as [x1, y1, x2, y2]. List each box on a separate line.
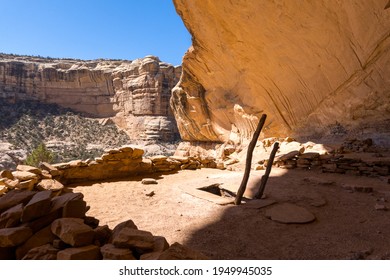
[69, 166, 390, 260]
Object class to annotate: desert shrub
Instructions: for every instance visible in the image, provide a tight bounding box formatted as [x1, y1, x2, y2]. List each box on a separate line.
[25, 142, 54, 167]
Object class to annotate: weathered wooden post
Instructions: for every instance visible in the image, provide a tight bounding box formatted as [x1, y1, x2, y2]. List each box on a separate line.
[254, 141, 279, 199]
[234, 114, 267, 205]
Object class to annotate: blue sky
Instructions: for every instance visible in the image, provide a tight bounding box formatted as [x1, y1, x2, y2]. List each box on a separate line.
[0, 0, 191, 65]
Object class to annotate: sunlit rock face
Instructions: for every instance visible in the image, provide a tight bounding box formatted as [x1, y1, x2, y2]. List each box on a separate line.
[0, 55, 181, 141]
[172, 0, 390, 145]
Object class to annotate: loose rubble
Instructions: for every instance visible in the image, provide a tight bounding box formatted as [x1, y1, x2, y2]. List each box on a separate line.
[0, 188, 209, 260]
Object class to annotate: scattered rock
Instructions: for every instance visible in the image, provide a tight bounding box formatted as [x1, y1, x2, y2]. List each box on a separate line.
[265, 203, 316, 224]
[141, 178, 158, 185]
[144, 190, 155, 197]
[375, 204, 387, 211]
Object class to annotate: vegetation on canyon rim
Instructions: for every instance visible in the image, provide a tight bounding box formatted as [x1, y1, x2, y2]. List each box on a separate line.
[0, 99, 130, 164]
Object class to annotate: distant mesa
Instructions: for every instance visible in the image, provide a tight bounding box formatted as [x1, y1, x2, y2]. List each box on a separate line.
[0, 53, 182, 143]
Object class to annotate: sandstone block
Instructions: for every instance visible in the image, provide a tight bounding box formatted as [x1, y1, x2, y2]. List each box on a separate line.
[141, 178, 158, 185]
[132, 148, 144, 159]
[157, 242, 209, 260]
[0, 227, 33, 247]
[17, 178, 38, 191]
[0, 170, 14, 180]
[22, 244, 59, 260]
[16, 165, 42, 175]
[151, 236, 169, 253]
[3, 179, 19, 190]
[101, 244, 136, 260]
[51, 218, 95, 247]
[12, 171, 38, 181]
[62, 199, 87, 218]
[0, 185, 7, 196]
[0, 190, 36, 213]
[57, 245, 101, 260]
[93, 225, 112, 246]
[50, 192, 84, 212]
[21, 190, 52, 223]
[37, 179, 64, 192]
[15, 225, 56, 259]
[110, 219, 138, 242]
[39, 162, 60, 177]
[119, 146, 133, 153]
[0, 203, 23, 229]
[169, 156, 189, 163]
[298, 152, 320, 159]
[112, 228, 154, 252]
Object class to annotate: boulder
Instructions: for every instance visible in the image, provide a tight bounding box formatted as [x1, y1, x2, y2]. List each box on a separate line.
[0, 227, 33, 247]
[36, 179, 64, 192]
[110, 219, 138, 242]
[112, 228, 154, 252]
[16, 165, 42, 175]
[0, 203, 23, 228]
[11, 171, 38, 181]
[15, 225, 56, 259]
[0, 170, 14, 180]
[100, 244, 136, 260]
[21, 190, 53, 222]
[57, 245, 101, 260]
[22, 244, 59, 260]
[0, 190, 36, 213]
[51, 218, 95, 247]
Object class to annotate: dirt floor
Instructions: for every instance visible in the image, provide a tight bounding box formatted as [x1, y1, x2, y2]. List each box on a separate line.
[68, 165, 390, 260]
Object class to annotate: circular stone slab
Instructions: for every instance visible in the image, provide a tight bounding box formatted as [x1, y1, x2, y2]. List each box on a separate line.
[265, 203, 316, 224]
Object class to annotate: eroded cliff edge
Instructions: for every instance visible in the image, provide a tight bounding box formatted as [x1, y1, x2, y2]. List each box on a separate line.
[172, 0, 390, 146]
[0, 54, 181, 142]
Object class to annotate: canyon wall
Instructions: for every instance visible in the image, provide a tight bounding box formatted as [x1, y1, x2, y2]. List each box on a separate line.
[172, 0, 390, 146]
[0, 54, 181, 142]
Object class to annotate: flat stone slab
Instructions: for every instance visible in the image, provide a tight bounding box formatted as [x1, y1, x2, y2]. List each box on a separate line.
[241, 199, 277, 209]
[265, 203, 316, 224]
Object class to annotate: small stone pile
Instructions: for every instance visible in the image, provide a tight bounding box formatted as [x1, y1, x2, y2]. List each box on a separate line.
[0, 164, 64, 196]
[0, 189, 208, 260]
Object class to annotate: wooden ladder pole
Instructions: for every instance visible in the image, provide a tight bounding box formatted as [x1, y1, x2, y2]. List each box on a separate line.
[234, 114, 267, 205]
[254, 141, 279, 199]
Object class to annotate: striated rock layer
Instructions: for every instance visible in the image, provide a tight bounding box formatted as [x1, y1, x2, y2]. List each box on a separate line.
[172, 0, 390, 146]
[0, 54, 181, 142]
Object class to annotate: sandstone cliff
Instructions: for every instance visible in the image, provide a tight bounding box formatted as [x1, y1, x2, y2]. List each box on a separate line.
[0, 54, 181, 142]
[172, 0, 390, 146]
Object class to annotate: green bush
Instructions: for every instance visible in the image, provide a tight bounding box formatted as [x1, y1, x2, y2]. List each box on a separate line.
[25, 143, 54, 167]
